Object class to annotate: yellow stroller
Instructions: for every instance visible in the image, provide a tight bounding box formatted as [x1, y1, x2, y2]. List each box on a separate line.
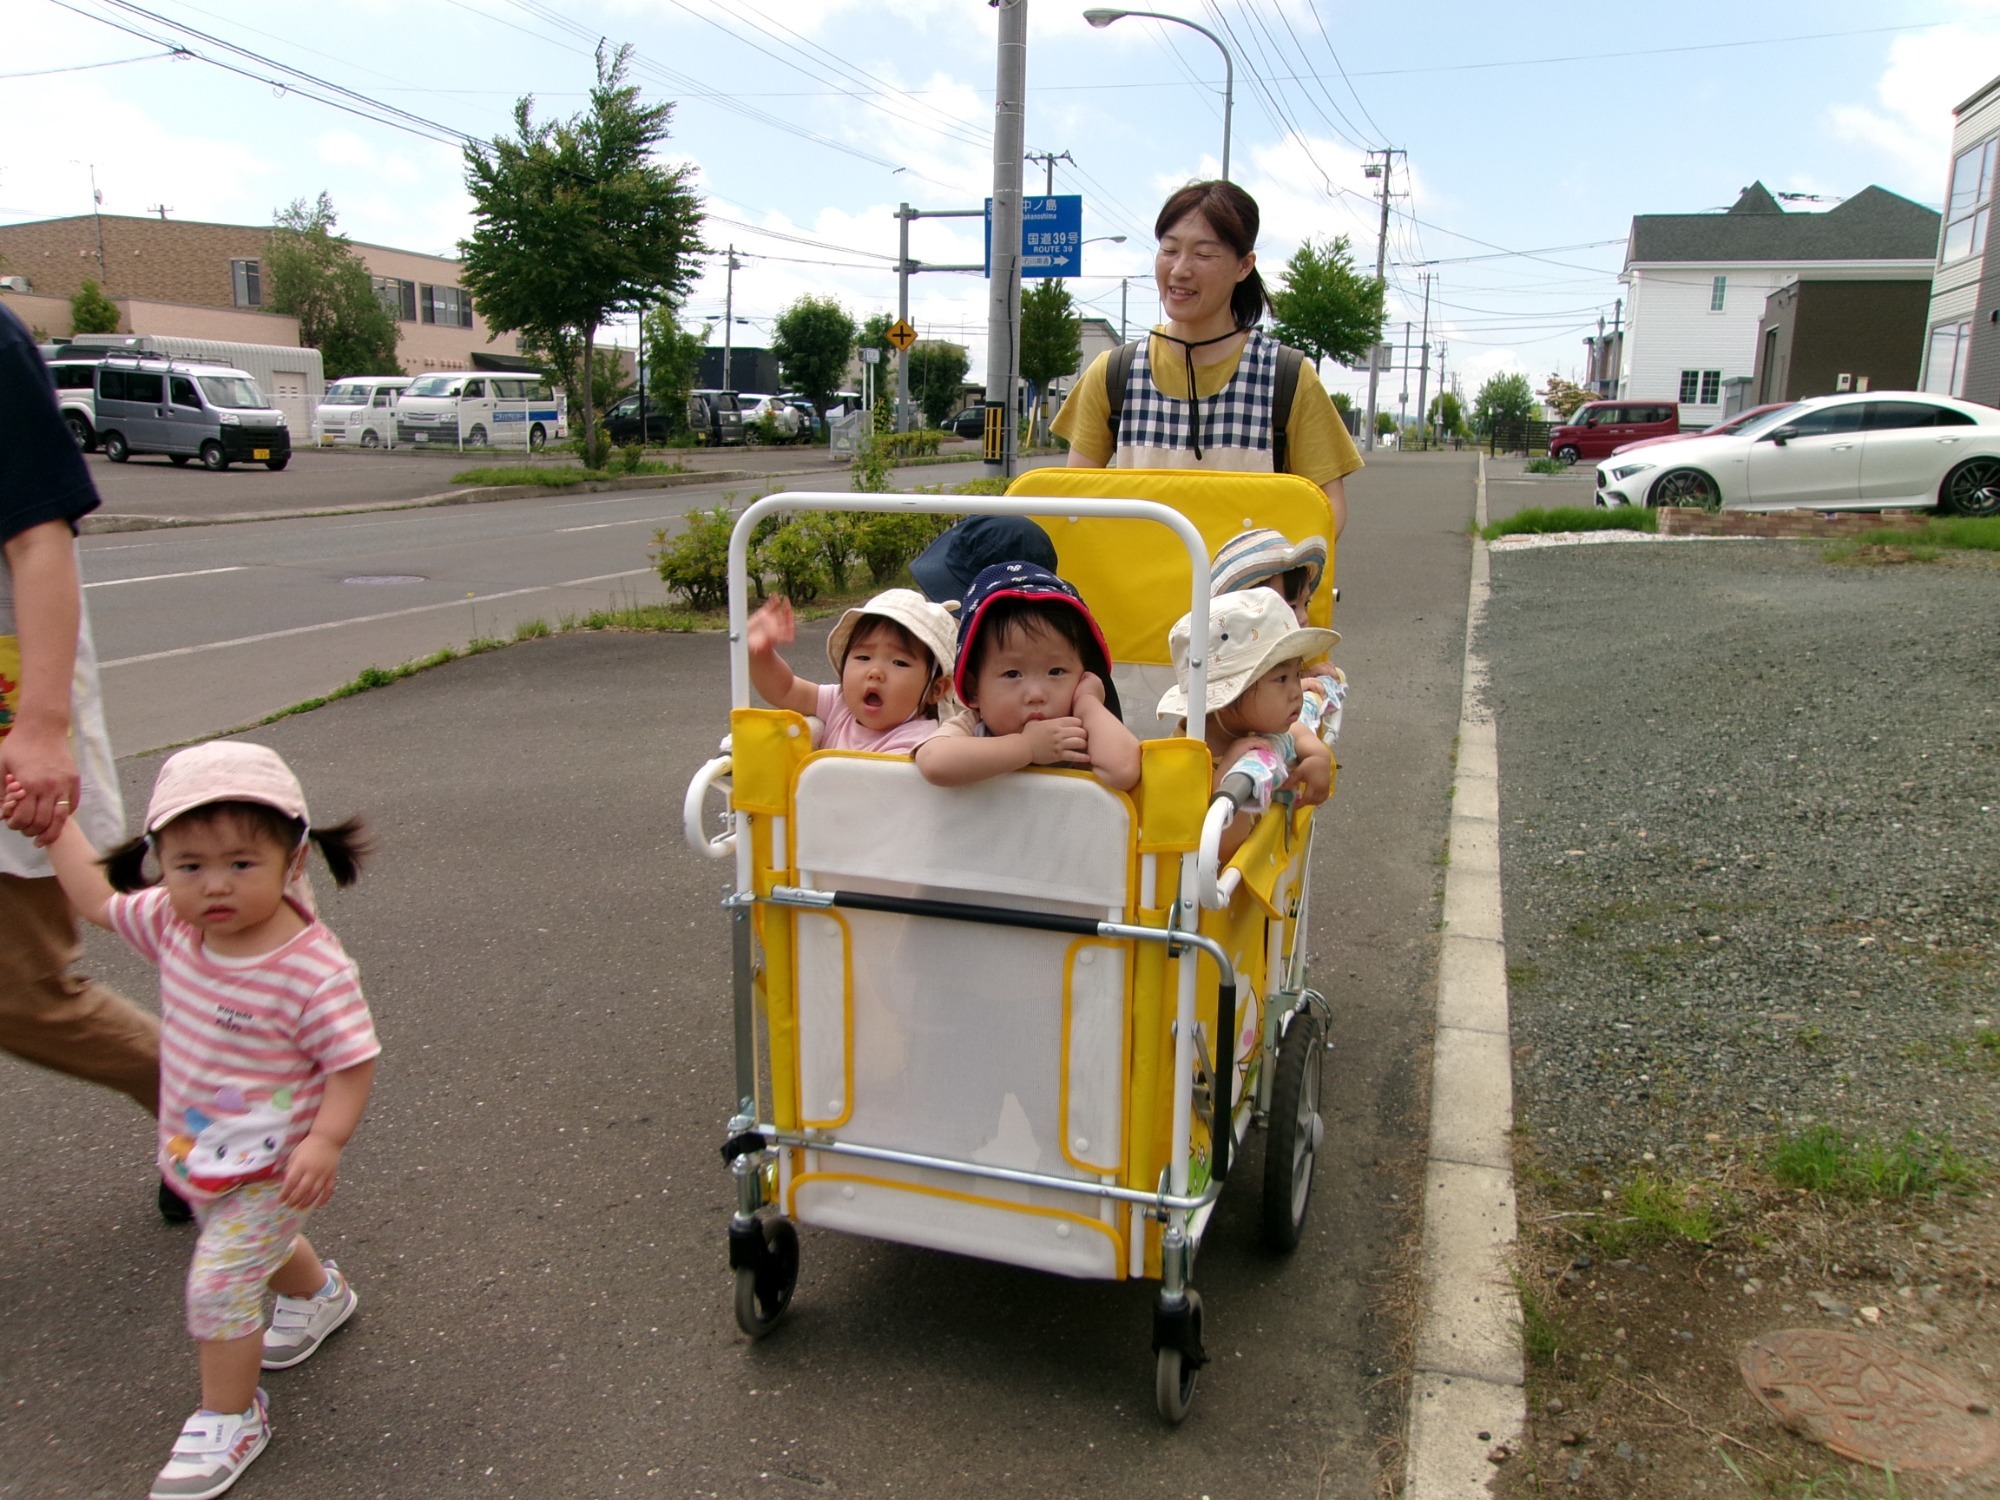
[682, 470, 1337, 1422]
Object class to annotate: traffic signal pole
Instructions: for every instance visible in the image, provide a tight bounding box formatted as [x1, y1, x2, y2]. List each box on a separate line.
[894, 203, 984, 433]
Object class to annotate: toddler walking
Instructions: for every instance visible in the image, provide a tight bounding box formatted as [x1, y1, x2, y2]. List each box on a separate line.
[8, 741, 379, 1500]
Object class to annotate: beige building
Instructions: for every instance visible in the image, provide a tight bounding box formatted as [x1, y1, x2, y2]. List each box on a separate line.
[0, 213, 519, 372]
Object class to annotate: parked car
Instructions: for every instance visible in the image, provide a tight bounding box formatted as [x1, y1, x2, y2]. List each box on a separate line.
[312, 375, 412, 448]
[1549, 399, 1678, 463]
[93, 354, 290, 470]
[687, 389, 745, 446]
[1611, 402, 1793, 456]
[602, 395, 670, 445]
[41, 345, 104, 450]
[945, 406, 987, 441]
[737, 392, 804, 442]
[779, 395, 819, 440]
[1593, 392, 2000, 515]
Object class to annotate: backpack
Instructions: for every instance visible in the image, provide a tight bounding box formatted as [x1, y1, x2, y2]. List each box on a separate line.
[1102, 335, 1306, 470]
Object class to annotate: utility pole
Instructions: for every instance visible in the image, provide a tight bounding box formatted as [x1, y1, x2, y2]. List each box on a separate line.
[1610, 296, 1623, 396]
[986, 0, 1028, 477]
[722, 244, 740, 393]
[1398, 319, 1411, 437]
[1119, 276, 1128, 343]
[895, 202, 986, 432]
[1413, 272, 1433, 450]
[1437, 341, 1449, 444]
[1025, 149, 1072, 196]
[87, 164, 107, 288]
[1360, 147, 1403, 452]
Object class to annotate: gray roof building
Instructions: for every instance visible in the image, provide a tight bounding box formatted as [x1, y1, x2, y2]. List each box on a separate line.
[1626, 182, 1940, 267]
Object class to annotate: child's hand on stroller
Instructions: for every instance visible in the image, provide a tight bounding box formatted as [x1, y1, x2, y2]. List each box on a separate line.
[1283, 737, 1333, 807]
[746, 596, 796, 657]
[1022, 715, 1090, 766]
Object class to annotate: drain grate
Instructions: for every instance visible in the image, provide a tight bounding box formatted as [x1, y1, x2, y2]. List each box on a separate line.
[1741, 1328, 2000, 1473]
[342, 575, 427, 586]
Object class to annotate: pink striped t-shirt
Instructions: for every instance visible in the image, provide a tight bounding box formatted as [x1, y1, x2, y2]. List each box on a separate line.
[108, 887, 381, 1203]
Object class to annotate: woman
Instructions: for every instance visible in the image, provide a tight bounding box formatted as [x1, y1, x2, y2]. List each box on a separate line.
[1051, 180, 1359, 536]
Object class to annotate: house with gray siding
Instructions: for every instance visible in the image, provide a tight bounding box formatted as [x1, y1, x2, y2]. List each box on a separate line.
[1619, 182, 1940, 425]
[1919, 74, 2000, 405]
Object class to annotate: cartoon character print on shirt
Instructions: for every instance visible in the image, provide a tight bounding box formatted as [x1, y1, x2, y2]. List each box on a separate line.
[165, 1084, 296, 1193]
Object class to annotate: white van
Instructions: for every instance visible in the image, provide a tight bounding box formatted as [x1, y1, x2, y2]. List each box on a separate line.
[40, 344, 105, 450]
[313, 376, 413, 448]
[394, 371, 566, 451]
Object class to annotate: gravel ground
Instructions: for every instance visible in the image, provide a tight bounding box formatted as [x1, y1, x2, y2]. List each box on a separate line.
[1483, 540, 2000, 1173]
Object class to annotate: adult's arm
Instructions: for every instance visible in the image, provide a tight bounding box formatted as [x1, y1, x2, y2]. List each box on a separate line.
[1051, 351, 1115, 469]
[1, 520, 82, 843]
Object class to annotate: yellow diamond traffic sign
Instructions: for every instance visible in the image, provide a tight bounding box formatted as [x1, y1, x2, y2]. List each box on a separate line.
[885, 318, 918, 352]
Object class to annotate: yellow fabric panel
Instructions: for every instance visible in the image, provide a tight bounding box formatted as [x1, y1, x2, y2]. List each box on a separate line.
[1227, 802, 1308, 920]
[1136, 737, 1213, 853]
[1123, 902, 1173, 1201]
[1006, 468, 1335, 667]
[729, 708, 813, 815]
[1050, 336, 1365, 487]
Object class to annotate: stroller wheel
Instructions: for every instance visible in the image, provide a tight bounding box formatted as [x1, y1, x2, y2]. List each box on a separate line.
[1153, 1289, 1204, 1424]
[1261, 1010, 1324, 1252]
[732, 1215, 800, 1339]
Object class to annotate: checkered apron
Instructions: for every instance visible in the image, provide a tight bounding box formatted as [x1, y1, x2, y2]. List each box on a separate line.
[1113, 328, 1279, 472]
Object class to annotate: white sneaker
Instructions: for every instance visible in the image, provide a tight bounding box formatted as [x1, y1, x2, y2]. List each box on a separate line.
[149, 1390, 269, 1500]
[262, 1261, 357, 1370]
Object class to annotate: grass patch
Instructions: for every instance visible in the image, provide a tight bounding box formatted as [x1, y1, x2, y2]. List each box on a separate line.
[1579, 1171, 1720, 1258]
[1512, 1271, 1570, 1370]
[1766, 1125, 1978, 1200]
[450, 461, 687, 488]
[1854, 516, 2000, 551]
[1521, 456, 1571, 475]
[1481, 505, 1657, 540]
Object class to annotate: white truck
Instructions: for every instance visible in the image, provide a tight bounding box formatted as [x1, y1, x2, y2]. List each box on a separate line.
[56, 334, 324, 438]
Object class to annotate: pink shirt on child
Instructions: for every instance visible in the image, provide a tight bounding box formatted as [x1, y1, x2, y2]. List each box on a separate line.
[814, 683, 941, 755]
[108, 886, 381, 1202]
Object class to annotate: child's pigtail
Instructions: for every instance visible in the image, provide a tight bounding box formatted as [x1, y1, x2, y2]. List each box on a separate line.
[309, 816, 373, 888]
[100, 835, 155, 892]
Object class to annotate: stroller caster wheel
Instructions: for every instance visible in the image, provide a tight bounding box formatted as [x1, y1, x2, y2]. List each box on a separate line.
[1152, 1288, 1205, 1424]
[731, 1214, 799, 1339]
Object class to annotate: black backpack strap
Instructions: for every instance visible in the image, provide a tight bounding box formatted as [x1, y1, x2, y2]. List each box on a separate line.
[1102, 339, 1141, 451]
[1271, 343, 1304, 473]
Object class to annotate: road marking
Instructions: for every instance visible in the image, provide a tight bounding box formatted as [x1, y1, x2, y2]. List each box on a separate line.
[99, 567, 654, 669]
[84, 566, 246, 589]
[558, 517, 669, 533]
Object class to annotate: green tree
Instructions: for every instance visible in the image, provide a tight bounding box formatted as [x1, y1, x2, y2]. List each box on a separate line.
[1266, 235, 1385, 368]
[264, 193, 400, 379]
[1328, 389, 1353, 417]
[1471, 372, 1537, 436]
[771, 295, 855, 418]
[907, 341, 969, 429]
[461, 42, 705, 464]
[1428, 390, 1466, 442]
[858, 312, 897, 361]
[1019, 279, 1082, 442]
[1540, 373, 1594, 420]
[1374, 410, 1398, 436]
[644, 303, 708, 436]
[69, 279, 120, 334]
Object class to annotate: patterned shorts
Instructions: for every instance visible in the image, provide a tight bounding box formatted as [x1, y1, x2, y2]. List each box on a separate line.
[185, 1179, 309, 1341]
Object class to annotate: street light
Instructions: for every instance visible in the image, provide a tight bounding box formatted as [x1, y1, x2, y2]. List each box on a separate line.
[1083, 9, 1233, 182]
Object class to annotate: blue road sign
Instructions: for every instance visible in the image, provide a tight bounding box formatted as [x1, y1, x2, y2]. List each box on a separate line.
[983, 195, 1083, 279]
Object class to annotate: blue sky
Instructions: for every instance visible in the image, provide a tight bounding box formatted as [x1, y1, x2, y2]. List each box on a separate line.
[6, 0, 1998, 406]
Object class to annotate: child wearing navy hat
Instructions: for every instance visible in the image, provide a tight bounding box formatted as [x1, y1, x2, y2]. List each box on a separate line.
[915, 563, 1141, 791]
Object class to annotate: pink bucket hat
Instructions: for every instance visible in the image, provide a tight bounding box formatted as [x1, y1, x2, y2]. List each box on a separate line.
[145, 741, 311, 835]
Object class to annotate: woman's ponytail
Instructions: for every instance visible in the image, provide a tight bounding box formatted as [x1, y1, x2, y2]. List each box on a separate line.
[1231, 266, 1271, 330]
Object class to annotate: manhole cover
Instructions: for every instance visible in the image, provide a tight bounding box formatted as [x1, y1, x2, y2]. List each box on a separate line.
[342, 575, 427, 586]
[1740, 1328, 2000, 1473]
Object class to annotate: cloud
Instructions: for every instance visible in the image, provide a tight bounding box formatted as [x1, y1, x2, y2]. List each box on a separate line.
[1826, 13, 2000, 200]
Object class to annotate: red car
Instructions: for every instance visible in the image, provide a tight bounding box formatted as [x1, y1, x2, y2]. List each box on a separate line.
[1548, 399, 1678, 463]
[1611, 402, 1793, 456]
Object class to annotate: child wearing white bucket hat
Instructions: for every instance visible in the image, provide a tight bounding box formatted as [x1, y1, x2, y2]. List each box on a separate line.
[747, 588, 960, 754]
[1160, 587, 1340, 858]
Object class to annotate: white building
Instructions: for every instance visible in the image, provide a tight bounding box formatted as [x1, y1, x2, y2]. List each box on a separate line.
[1918, 73, 2000, 403]
[1619, 183, 1938, 424]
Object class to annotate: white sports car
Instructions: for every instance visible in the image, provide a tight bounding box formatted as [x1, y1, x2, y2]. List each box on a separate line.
[1593, 392, 2000, 516]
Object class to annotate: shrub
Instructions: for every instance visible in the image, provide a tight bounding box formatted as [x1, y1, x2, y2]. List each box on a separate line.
[619, 443, 644, 473]
[852, 438, 893, 494]
[855, 511, 939, 585]
[796, 511, 860, 593]
[653, 503, 734, 611]
[753, 518, 825, 604]
[580, 428, 614, 470]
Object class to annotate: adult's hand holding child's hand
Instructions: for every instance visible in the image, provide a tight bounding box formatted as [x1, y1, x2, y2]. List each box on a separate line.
[0, 727, 79, 847]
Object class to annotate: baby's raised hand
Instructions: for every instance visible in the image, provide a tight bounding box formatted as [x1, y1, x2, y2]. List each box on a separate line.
[746, 596, 796, 657]
[1021, 715, 1090, 766]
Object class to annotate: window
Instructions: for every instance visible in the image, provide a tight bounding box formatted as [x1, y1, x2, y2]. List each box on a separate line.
[1679, 370, 1721, 405]
[1785, 405, 1863, 439]
[52, 363, 96, 390]
[374, 276, 418, 322]
[462, 379, 486, 398]
[103, 368, 163, 403]
[1861, 400, 1976, 430]
[1710, 275, 1727, 312]
[1942, 137, 1997, 264]
[170, 376, 200, 407]
[1925, 321, 1972, 396]
[419, 284, 474, 328]
[230, 258, 261, 307]
[371, 388, 395, 408]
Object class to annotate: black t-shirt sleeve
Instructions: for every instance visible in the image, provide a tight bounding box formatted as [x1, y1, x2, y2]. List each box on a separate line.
[0, 304, 100, 546]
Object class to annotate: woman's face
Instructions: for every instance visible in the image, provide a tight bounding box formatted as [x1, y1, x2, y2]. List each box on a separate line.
[1156, 209, 1255, 331]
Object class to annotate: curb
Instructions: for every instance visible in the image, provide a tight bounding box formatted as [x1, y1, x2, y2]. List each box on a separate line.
[80, 466, 776, 534]
[1404, 451, 1526, 1496]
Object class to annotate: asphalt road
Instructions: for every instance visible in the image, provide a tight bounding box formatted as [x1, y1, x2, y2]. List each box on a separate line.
[0, 451, 1478, 1498]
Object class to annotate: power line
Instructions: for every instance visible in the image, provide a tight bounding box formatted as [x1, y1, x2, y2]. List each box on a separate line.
[0, 50, 178, 79]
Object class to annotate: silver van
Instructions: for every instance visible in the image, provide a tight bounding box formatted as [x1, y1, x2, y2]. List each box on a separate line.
[94, 355, 291, 470]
